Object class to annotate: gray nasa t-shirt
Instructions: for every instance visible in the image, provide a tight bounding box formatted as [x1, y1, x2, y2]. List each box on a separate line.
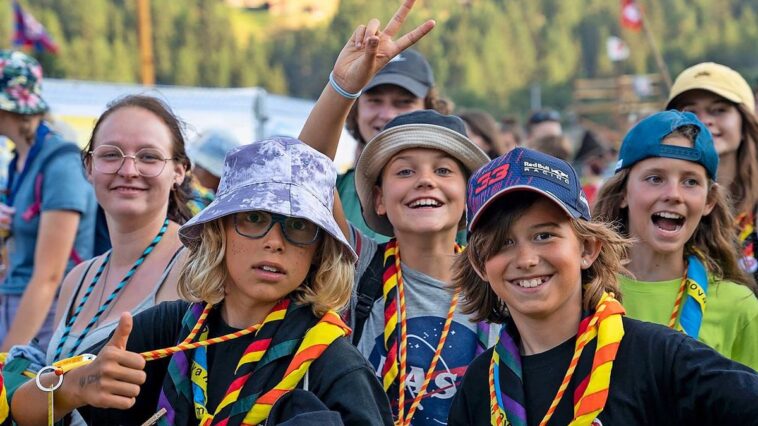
[349, 226, 499, 426]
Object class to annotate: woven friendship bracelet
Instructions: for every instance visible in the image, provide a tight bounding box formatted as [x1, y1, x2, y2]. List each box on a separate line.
[328, 71, 362, 99]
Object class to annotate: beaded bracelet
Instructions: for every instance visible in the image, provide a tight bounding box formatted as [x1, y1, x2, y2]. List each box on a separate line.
[329, 71, 362, 100]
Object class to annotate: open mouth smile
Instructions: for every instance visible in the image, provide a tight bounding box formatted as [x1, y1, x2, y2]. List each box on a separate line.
[406, 198, 443, 209]
[651, 211, 685, 232]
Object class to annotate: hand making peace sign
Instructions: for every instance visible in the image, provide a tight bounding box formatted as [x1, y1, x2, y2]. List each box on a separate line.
[330, 0, 436, 95]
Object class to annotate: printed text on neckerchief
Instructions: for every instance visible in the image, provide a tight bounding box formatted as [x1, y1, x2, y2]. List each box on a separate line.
[53, 218, 169, 360]
[489, 291, 625, 426]
[736, 212, 757, 273]
[668, 254, 708, 338]
[381, 239, 462, 426]
[156, 299, 350, 425]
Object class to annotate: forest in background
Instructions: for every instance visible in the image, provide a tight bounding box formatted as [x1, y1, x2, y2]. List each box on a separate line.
[1, 0, 757, 117]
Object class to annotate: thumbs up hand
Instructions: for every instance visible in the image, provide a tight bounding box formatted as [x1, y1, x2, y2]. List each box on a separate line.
[64, 313, 147, 410]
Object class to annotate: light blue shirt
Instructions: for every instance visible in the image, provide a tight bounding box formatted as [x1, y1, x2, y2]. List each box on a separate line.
[1, 125, 96, 295]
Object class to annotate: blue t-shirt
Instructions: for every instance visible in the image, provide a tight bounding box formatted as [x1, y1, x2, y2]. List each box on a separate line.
[1, 124, 96, 295]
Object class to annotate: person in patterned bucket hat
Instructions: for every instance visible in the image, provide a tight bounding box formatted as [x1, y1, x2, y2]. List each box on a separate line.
[13, 137, 393, 426]
[0, 50, 48, 115]
[0, 50, 95, 352]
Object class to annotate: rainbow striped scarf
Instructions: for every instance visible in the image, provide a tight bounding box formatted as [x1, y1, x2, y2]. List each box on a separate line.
[158, 299, 349, 426]
[490, 292, 625, 426]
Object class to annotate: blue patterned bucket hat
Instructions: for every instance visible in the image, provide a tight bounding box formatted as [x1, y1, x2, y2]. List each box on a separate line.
[0, 50, 49, 115]
[179, 137, 357, 262]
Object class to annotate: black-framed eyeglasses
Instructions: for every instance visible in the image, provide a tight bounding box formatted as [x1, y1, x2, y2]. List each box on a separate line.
[89, 144, 174, 177]
[233, 211, 321, 246]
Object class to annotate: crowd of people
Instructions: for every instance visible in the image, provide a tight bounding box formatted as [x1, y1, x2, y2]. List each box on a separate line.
[0, 1, 756, 425]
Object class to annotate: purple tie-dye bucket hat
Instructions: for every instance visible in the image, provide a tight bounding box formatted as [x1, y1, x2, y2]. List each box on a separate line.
[179, 137, 357, 262]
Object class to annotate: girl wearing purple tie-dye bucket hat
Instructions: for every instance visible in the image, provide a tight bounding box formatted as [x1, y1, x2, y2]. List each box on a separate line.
[14, 137, 393, 426]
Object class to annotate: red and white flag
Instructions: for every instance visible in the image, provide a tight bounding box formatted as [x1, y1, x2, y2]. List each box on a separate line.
[621, 0, 643, 31]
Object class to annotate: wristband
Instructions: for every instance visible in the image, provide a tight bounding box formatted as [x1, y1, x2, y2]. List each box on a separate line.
[329, 72, 362, 100]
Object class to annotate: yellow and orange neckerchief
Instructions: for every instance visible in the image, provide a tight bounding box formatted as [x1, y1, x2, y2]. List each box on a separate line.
[380, 239, 462, 426]
[489, 292, 626, 426]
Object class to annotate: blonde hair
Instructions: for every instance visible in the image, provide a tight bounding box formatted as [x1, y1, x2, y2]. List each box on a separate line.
[594, 170, 755, 290]
[179, 218, 355, 316]
[452, 192, 631, 323]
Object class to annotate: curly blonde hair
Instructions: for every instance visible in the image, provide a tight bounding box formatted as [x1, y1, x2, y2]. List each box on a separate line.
[452, 193, 631, 323]
[178, 218, 355, 316]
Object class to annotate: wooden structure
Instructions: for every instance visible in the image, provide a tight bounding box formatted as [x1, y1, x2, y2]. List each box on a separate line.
[571, 74, 666, 146]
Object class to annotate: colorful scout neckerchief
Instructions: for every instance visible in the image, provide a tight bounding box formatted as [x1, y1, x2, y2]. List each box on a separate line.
[736, 212, 757, 274]
[381, 239, 467, 426]
[53, 218, 169, 360]
[157, 299, 350, 426]
[668, 254, 708, 338]
[489, 291, 625, 426]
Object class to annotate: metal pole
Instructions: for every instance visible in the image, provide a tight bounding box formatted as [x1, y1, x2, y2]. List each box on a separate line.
[137, 0, 155, 86]
[638, 1, 672, 91]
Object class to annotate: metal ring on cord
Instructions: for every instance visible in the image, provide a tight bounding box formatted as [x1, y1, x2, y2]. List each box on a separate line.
[35, 366, 64, 392]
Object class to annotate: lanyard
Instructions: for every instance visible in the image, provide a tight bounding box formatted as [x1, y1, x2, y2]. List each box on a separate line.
[53, 218, 169, 360]
[382, 241, 462, 425]
[4, 122, 50, 206]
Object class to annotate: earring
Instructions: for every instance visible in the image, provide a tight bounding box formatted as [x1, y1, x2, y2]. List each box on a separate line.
[582, 259, 588, 267]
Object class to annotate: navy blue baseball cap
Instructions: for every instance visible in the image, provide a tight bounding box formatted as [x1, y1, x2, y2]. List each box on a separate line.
[614, 110, 718, 180]
[466, 147, 590, 233]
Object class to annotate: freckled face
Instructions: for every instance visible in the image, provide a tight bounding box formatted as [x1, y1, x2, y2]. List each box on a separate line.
[223, 213, 319, 309]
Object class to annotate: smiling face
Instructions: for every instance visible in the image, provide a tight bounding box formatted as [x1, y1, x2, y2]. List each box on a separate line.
[373, 148, 467, 236]
[480, 197, 596, 323]
[88, 106, 185, 220]
[673, 90, 743, 156]
[223, 213, 319, 310]
[356, 85, 425, 143]
[622, 134, 716, 257]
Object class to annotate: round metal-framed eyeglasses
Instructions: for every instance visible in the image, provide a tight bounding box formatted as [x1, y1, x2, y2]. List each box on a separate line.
[89, 145, 174, 177]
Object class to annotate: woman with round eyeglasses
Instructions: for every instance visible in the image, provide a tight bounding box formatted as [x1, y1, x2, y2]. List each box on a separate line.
[2, 95, 193, 425]
[53, 94, 191, 359]
[0, 51, 97, 352]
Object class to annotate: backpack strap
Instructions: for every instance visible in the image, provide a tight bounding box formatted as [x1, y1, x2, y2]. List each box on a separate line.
[351, 242, 387, 346]
[20, 141, 86, 266]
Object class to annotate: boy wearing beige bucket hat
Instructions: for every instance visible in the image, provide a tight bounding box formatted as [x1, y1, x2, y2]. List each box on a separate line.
[667, 62, 758, 284]
[298, 2, 500, 424]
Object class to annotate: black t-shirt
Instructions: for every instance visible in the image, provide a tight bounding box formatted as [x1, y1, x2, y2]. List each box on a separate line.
[448, 317, 758, 425]
[80, 300, 393, 425]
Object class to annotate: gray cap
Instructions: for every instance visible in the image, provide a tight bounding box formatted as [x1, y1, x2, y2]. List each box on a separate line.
[364, 49, 434, 98]
[179, 137, 357, 262]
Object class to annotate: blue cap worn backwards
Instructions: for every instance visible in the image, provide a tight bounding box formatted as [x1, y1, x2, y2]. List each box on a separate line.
[614, 110, 718, 180]
[466, 147, 590, 234]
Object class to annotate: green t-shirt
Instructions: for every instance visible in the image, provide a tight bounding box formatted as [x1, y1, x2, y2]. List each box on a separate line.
[619, 274, 758, 370]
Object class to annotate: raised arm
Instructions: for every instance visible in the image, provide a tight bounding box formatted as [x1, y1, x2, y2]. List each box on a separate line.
[1, 210, 80, 351]
[298, 0, 435, 159]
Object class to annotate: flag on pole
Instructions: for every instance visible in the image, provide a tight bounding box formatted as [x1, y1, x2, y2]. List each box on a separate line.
[12, 1, 59, 54]
[606, 36, 630, 61]
[621, 0, 643, 31]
